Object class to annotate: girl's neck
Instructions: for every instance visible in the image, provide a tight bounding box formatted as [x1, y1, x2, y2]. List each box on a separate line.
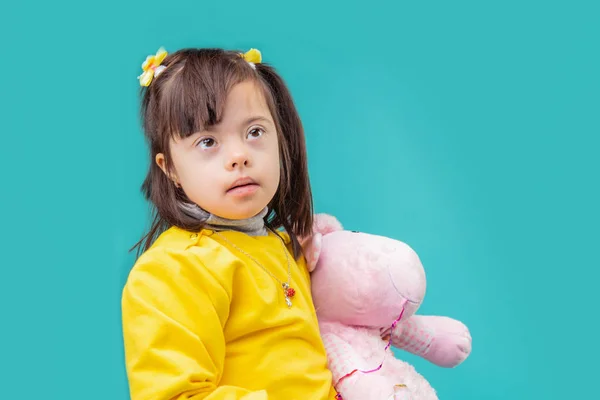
[179, 202, 269, 236]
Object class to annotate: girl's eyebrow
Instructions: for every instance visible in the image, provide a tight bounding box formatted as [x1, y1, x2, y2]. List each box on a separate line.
[241, 115, 272, 127]
[192, 115, 273, 137]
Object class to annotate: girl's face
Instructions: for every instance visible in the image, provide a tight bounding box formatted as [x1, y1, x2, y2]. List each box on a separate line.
[157, 80, 280, 220]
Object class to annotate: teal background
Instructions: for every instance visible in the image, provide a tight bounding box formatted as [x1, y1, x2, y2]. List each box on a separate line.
[2, 0, 598, 399]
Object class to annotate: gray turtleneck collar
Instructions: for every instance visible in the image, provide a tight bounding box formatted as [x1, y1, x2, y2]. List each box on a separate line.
[179, 202, 269, 236]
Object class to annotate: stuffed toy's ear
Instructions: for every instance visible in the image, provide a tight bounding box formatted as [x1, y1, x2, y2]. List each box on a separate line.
[298, 213, 343, 272]
[313, 213, 344, 235]
[299, 233, 322, 272]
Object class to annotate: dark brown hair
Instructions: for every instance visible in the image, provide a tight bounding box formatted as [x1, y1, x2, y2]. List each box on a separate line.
[131, 48, 313, 258]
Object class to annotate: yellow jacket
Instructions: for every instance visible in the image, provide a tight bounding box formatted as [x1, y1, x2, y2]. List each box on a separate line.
[122, 226, 337, 400]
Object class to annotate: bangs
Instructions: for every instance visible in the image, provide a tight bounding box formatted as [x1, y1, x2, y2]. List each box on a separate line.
[158, 49, 258, 140]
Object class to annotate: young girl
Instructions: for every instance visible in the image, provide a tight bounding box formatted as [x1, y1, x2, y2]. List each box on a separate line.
[121, 46, 338, 400]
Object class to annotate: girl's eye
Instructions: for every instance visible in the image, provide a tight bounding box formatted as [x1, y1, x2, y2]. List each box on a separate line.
[198, 137, 216, 149]
[247, 127, 264, 140]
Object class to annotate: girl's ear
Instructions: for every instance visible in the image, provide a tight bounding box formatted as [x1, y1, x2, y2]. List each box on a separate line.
[156, 153, 180, 187]
[155, 153, 168, 174]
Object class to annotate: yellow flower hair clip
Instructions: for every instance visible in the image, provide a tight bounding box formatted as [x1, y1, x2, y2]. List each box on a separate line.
[241, 48, 262, 68]
[138, 47, 168, 87]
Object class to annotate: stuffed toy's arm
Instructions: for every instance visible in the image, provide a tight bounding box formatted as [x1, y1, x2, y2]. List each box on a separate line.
[382, 315, 472, 368]
[322, 332, 405, 400]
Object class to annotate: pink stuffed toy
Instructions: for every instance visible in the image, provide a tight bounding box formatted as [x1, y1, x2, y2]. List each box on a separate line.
[300, 214, 472, 400]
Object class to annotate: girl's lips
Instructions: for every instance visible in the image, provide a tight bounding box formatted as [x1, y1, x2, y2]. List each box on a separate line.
[227, 183, 259, 196]
[228, 176, 257, 190]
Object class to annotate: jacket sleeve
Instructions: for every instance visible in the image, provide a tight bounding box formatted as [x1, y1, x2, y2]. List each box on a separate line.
[121, 248, 268, 400]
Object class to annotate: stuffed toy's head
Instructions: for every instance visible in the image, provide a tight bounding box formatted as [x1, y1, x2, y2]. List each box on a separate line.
[301, 214, 427, 329]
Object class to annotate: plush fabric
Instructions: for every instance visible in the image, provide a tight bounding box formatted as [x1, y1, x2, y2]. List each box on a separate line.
[302, 214, 472, 400]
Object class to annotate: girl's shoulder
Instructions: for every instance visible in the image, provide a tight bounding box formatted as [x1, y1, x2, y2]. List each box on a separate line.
[130, 226, 294, 280]
[149, 225, 291, 251]
[151, 225, 205, 251]
[129, 227, 231, 282]
[122, 227, 235, 322]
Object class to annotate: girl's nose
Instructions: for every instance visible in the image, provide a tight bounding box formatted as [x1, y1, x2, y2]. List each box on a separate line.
[227, 146, 251, 170]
